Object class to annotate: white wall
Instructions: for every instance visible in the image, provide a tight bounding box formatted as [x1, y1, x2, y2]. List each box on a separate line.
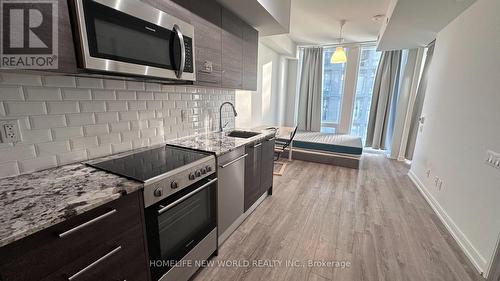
[236, 42, 288, 128]
[409, 0, 500, 275]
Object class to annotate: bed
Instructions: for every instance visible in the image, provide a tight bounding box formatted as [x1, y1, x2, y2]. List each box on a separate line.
[278, 131, 363, 169]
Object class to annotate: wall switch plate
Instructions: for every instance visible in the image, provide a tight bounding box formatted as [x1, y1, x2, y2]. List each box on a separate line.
[486, 150, 500, 170]
[0, 119, 21, 143]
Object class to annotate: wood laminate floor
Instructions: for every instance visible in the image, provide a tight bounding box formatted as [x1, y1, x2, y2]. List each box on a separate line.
[192, 153, 484, 281]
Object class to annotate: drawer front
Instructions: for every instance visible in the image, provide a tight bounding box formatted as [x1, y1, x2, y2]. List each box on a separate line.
[40, 225, 148, 281]
[0, 192, 144, 281]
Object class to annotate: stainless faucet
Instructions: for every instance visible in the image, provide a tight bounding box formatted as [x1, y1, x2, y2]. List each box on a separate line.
[219, 102, 237, 132]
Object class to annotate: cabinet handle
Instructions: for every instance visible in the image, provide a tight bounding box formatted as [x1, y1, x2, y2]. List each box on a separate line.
[198, 79, 219, 84]
[220, 154, 248, 168]
[58, 209, 117, 238]
[67, 246, 122, 281]
[267, 137, 275, 141]
[253, 143, 262, 148]
[158, 178, 218, 215]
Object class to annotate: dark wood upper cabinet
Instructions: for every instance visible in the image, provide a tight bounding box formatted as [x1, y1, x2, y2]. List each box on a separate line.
[221, 7, 244, 89]
[141, 0, 192, 23]
[242, 24, 259, 91]
[190, 0, 222, 87]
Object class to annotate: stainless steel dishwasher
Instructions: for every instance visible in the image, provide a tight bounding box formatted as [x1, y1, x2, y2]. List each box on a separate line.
[217, 146, 247, 245]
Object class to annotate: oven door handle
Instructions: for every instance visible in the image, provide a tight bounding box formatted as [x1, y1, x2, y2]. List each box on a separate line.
[173, 24, 185, 79]
[158, 178, 217, 215]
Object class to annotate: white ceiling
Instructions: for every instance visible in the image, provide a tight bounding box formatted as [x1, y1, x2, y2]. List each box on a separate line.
[289, 0, 390, 45]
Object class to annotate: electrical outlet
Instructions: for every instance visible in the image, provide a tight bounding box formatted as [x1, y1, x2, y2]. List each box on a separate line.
[426, 169, 431, 178]
[0, 119, 21, 143]
[486, 150, 500, 170]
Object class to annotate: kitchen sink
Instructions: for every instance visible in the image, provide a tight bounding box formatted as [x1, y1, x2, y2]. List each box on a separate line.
[226, 130, 260, 139]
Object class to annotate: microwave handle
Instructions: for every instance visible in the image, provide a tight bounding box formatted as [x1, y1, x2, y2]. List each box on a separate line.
[173, 24, 185, 79]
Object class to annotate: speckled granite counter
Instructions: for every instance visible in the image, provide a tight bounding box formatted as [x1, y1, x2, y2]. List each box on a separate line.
[0, 164, 143, 248]
[166, 129, 276, 155]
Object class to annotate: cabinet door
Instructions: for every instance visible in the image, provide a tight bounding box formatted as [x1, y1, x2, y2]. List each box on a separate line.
[242, 24, 258, 91]
[190, 0, 222, 87]
[244, 142, 262, 211]
[141, 0, 192, 23]
[221, 8, 243, 89]
[260, 137, 275, 194]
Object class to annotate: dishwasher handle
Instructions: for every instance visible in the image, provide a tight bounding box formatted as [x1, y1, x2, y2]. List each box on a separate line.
[219, 154, 248, 168]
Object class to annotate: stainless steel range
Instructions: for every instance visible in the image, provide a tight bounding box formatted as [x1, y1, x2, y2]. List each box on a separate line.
[87, 145, 217, 281]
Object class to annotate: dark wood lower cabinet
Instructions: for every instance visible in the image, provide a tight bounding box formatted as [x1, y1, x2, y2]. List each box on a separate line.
[0, 191, 150, 281]
[244, 136, 275, 212]
[260, 137, 275, 194]
[244, 141, 262, 211]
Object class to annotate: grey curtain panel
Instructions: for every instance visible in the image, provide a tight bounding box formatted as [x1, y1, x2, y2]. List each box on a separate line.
[297, 47, 323, 131]
[365, 50, 403, 149]
[405, 41, 435, 160]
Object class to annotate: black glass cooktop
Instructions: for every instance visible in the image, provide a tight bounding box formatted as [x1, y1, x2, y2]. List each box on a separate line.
[88, 145, 209, 182]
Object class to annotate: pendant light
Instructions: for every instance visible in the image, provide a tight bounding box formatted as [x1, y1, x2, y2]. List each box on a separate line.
[331, 20, 347, 64]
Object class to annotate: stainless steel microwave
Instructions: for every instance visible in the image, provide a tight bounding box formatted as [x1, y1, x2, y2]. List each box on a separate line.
[71, 0, 195, 81]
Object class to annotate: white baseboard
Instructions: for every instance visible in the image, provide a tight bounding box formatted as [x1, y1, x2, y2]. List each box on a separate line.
[407, 170, 487, 276]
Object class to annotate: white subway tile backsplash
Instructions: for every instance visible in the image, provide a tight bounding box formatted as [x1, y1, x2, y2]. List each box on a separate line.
[19, 155, 57, 173]
[63, 88, 92, 100]
[0, 161, 20, 178]
[106, 101, 127, 112]
[0, 72, 235, 178]
[111, 141, 132, 153]
[84, 124, 109, 136]
[128, 100, 146, 111]
[76, 77, 103, 88]
[95, 112, 119, 124]
[21, 129, 52, 144]
[119, 111, 138, 121]
[0, 86, 24, 100]
[137, 92, 154, 100]
[87, 145, 112, 159]
[46, 101, 79, 114]
[30, 115, 66, 129]
[109, 121, 130, 133]
[80, 101, 106, 112]
[52, 127, 84, 140]
[66, 113, 95, 126]
[92, 90, 116, 100]
[70, 136, 98, 149]
[1, 73, 42, 86]
[37, 141, 70, 156]
[104, 79, 126, 90]
[4, 102, 46, 116]
[57, 149, 87, 165]
[43, 76, 76, 87]
[0, 145, 36, 161]
[116, 91, 136, 100]
[98, 133, 121, 145]
[126, 81, 145, 91]
[25, 87, 62, 101]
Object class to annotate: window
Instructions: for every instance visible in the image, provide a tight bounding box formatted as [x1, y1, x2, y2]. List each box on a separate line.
[321, 47, 347, 133]
[351, 47, 381, 142]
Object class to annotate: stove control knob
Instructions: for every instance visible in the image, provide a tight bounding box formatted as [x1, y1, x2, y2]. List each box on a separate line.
[154, 188, 163, 197]
[171, 181, 178, 189]
[195, 170, 201, 177]
[206, 165, 212, 172]
[188, 173, 195, 180]
[200, 167, 207, 174]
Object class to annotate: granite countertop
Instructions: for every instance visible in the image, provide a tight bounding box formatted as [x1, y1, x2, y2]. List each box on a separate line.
[0, 164, 143, 248]
[167, 128, 276, 156]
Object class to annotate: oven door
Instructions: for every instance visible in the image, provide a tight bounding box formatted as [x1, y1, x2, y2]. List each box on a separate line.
[72, 0, 195, 81]
[145, 177, 217, 281]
